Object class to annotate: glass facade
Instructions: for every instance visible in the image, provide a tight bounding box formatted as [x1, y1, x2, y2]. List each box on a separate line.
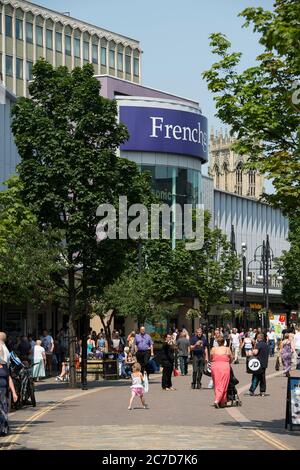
[140, 164, 201, 208]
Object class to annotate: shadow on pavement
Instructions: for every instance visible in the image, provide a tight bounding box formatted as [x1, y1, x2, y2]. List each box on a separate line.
[219, 417, 300, 438]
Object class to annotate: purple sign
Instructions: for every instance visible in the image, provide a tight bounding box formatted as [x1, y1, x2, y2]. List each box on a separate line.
[119, 106, 208, 162]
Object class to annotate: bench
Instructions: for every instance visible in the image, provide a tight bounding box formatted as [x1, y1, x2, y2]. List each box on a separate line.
[76, 359, 118, 380]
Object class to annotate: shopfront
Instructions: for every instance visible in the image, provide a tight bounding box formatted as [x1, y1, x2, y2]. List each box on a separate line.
[117, 96, 208, 211]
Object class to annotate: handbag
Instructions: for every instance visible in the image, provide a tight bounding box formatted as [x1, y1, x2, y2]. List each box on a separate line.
[203, 360, 211, 377]
[143, 372, 149, 393]
[173, 368, 180, 377]
[246, 356, 262, 375]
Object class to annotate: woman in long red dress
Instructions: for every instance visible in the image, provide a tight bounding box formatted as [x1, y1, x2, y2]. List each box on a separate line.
[211, 337, 232, 408]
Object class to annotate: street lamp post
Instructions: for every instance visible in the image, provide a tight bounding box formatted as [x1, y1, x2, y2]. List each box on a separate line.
[230, 225, 237, 328]
[241, 242, 247, 329]
[249, 234, 274, 330]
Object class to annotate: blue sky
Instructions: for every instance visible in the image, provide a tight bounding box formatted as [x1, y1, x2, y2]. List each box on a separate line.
[35, 0, 273, 127]
[34, 0, 274, 185]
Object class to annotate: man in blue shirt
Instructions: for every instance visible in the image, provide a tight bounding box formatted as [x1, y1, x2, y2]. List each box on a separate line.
[134, 326, 154, 375]
[190, 327, 208, 389]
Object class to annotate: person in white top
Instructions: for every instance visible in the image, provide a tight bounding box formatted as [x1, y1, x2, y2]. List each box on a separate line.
[33, 340, 46, 381]
[294, 326, 300, 371]
[242, 333, 254, 357]
[267, 328, 276, 357]
[230, 329, 241, 364]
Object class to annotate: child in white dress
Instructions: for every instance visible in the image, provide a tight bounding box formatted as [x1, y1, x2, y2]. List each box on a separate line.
[128, 362, 147, 410]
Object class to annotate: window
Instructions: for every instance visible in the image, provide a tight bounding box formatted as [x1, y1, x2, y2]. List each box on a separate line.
[248, 169, 256, 197]
[214, 165, 220, 189]
[6, 55, 13, 76]
[236, 162, 243, 195]
[56, 32, 62, 52]
[134, 57, 139, 76]
[46, 29, 53, 49]
[65, 35, 71, 55]
[26, 60, 33, 81]
[74, 38, 80, 58]
[117, 52, 123, 71]
[16, 18, 23, 40]
[223, 163, 228, 192]
[125, 54, 131, 74]
[83, 41, 89, 61]
[5, 15, 12, 37]
[16, 58, 23, 79]
[101, 47, 106, 66]
[109, 49, 115, 68]
[36, 25, 43, 47]
[92, 44, 98, 64]
[26, 22, 33, 43]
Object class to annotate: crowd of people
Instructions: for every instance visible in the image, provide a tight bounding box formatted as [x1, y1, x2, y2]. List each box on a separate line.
[0, 322, 299, 431]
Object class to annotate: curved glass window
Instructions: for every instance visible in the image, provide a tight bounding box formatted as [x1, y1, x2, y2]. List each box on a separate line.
[140, 164, 201, 208]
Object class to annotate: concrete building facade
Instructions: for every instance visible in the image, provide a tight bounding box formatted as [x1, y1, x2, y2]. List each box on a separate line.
[0, 84, 19, 189]
[0, 0, 141, 98]
[208, 129, 265, 199]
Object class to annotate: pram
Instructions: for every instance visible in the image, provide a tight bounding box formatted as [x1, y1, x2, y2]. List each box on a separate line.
[227, 366, 242, 407]
[9, 351, 36, 408]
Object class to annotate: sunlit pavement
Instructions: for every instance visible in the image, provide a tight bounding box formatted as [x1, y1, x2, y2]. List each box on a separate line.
[1, 357, 300, 450]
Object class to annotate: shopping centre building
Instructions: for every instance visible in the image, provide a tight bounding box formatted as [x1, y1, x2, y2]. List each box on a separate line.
[0, 1, 291, 338]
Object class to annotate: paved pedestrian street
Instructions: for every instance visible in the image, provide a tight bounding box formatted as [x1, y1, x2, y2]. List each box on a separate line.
[1, 359, 300, 451]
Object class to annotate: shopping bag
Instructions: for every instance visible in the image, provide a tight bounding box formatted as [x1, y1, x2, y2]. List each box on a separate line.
[275, 356, 280, 371]
[203, 361, 211, 377]
[143, 372, 149, 393]
[173, 368, 180, 377]
[246, 357, 262, 375]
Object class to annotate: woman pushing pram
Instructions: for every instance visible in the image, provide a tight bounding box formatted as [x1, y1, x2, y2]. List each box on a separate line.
[209, 337, 241, 408]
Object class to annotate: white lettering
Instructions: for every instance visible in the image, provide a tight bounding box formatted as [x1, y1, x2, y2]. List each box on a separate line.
[150, 116, 163, 137]
[148, 116, 208, 154]
[164, 124, 173, 139]
[182, 126, 191, 141]
[192, 127, 198, 143]
[172, 125, 182, 140]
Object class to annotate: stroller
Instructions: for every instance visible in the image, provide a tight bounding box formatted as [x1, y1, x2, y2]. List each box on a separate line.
[9, 351, 36, 409]
[227, 366, 242, 407]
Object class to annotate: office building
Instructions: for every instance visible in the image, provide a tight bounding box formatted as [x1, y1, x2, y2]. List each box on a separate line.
[0, 0, 141, 97]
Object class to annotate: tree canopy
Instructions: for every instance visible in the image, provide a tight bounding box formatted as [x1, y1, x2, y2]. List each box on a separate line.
[203, 0, 300, 217]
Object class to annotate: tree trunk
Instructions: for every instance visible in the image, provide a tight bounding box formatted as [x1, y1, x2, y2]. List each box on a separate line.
[68, 266, 77, 388]
[100, 309, 115, 347]
[81, 265, 88, 390]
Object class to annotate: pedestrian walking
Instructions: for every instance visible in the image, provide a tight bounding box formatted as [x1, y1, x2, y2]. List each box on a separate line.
[241, 333, 254, 357]
[0, 333, 18, 436]
[17, 335, 31, 365]
[161, 334, 176, 391]
[211, 337, 232, 408]
[248, 333, 269, 397]
[231, 328, 241, 364]
[32, 340, 46, 381]
[294, 326, 300, 371]
[190, 327, 208, 389]
[176, 331, 190, 376]
[134, 326, 154, 375]
[267, 328, 276, 357]
[127, 331, 136, 353]
[128, 362, 147, 410]
[40, 329, 54, 377]
[280, 333, 294, 377]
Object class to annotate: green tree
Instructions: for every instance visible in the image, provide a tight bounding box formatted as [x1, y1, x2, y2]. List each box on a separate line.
[187, 213, 240, 319]
[277, 218, 300, 308]
[0, 176, 61, 305]
[11, 59, 152, 387]
[94, 212, 239, 330]
[93, 269, 181, 339]
[203, 0, 300, 217]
